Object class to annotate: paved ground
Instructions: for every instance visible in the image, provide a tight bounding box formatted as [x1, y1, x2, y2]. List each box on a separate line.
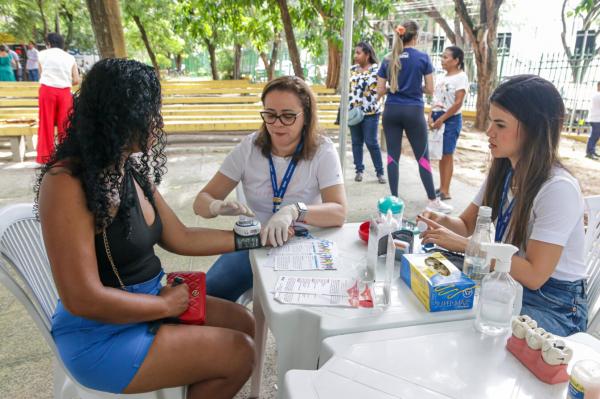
[0, 135, 483, 398]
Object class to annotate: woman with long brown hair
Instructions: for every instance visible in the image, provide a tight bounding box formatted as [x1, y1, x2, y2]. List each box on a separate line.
[418, 75, 588, 336]
[376, 21, 452, 214]
[194, 76, 347, 302]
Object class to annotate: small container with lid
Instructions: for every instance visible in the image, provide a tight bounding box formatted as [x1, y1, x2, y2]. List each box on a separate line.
[377, 196, 404, 226]
[568, 359, 600, 399]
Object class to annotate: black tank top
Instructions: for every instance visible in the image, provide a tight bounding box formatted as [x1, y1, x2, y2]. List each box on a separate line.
[94, 170, 163, 287]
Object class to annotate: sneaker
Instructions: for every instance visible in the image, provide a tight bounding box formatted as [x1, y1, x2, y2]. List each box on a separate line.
[377, 174, 387, 184]
[435, 188, 441, 197]
[586, 153, 599, 160]
[426, 198, 453, 214]
[355, 172, 363, 182]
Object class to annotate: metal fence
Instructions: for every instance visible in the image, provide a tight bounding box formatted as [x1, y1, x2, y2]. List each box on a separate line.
[430, 51, 600, 128]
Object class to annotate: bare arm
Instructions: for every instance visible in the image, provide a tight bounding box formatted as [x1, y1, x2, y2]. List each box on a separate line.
[193, 171, 238, 218]
[431, 89, 466, 129]
[155, 186, 235, 255]
[423, 73, 434, 95]
[509, 240, 564, 290]
[302, 184, 347, 227]
[71, 63, 81, 86]
[38, 171, 186, 323]
[38, 62, 42, 76]
[376, 76, 387, 100]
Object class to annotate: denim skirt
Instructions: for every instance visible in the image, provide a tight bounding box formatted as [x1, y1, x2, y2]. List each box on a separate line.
[51, 270, 164, 393]
[521, 277, 588, 337]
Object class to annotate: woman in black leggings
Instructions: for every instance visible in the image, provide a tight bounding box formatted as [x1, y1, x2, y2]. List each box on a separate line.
[376, 21, 452, 214]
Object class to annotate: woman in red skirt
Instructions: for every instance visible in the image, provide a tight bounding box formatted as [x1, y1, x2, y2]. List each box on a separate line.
[37, 32, 80, 163]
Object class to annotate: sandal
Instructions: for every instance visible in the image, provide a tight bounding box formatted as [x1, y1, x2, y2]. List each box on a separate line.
[439, 192, 452, 201]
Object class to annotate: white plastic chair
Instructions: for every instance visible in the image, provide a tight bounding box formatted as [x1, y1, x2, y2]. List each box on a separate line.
[585, 196, 600, 337]
[0, 203, 185, 399]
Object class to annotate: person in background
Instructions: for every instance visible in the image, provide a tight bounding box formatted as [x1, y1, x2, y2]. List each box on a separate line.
[194, 76, 347, 302]
[0, 45, 16, 81]
[586, 81, 600, 160]
[8, 46, 22, 81]
[377, 21, 452, 214]
[419, 75, 587, 337]
[37, 32, 80, 164]
[36, 58, 256, 399]
[429, 46, 468, 201]
[349, 41, 386, 184]
[26, 41, 40, 81]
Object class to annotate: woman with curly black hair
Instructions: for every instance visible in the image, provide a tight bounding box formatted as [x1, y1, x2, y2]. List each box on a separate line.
[35, 59, 256, 399]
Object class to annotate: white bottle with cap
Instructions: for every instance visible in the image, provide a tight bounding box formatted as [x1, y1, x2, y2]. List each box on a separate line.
[474, 242, 519, 336]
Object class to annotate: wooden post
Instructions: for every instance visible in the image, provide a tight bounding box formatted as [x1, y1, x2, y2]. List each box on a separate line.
[85, 0, 127, 59]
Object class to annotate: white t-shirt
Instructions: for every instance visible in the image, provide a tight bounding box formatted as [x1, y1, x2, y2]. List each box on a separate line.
[26, 48, 39, 70]
[39, 48, 75, 88]
[473, 166, 586, 282]
[431, 71, 469, 114]
[588, 91, 600, 123]
[219, 132, 344, 225]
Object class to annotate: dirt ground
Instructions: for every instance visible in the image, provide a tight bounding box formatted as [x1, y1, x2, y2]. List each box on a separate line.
[412, 122, 600, 197]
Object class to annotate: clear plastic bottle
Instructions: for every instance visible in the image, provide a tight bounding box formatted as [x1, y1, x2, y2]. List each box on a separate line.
[474, 243, 519, 336]
[365, 210, 398, 282]
[463, 206, 494, 282]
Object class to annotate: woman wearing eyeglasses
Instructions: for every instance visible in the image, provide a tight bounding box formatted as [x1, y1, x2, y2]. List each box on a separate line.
[193, 76, 347, 302]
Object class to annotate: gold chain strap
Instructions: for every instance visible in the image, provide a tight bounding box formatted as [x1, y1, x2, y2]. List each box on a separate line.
[102, 229, 126, 290]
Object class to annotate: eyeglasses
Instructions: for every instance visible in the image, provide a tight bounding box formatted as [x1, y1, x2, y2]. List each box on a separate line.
[260, 111, 303, 126]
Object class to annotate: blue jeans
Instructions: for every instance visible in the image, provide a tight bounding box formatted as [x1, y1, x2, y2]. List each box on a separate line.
[521, 277, 588, 337]
[27, 68, 39, 82]
[432, 111, 463, 155]
[587, 122, 600, 155]
[206, 251, 253, 302]
[349, 113, 384, 175]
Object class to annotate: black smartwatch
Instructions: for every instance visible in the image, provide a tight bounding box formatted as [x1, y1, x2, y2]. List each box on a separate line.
[234, 218, 262, 250]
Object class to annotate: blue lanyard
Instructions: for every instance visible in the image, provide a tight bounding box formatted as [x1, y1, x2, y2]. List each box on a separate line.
[495, 169, 515, 242]
[269, 141, 303, 213]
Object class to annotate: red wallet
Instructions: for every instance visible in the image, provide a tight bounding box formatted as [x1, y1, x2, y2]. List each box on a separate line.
[166, 271, 206, 325]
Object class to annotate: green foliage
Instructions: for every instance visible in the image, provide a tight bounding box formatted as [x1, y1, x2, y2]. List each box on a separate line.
[0, 0, 94, 51]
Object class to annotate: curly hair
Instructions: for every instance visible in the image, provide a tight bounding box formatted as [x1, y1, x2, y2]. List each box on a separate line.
[34, 58, 167, 231]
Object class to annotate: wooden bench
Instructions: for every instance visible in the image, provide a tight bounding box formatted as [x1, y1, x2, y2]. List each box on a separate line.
[0, 80, 340, 162]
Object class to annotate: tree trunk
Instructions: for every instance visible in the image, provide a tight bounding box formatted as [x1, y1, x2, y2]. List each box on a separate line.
[85, 0, 127, 58]
[205, 40, 218, 80]
[275, 0, 304, 78]
[54, 12, 60, 34]
[62, 7, 74, 50]
[325, 39, 341, 89]
[233, 43, 242, 80]
[454, 0, 503, 130]
[132, 15, 160, 80]
[176, 53, 183, 72]
[36, 0, 48, 37]
[259, 33, 281, 81]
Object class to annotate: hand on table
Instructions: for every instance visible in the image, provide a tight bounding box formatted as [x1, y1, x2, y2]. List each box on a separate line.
[417, 214, 468, 253]
[260, 205, 298, 247]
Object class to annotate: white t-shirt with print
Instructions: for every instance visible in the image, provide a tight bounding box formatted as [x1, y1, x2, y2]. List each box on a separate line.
[219, 132, 344, 225]
[39, 48, 75, 88]
[431, 71, 469, 114]
[473, 166, 586, 281]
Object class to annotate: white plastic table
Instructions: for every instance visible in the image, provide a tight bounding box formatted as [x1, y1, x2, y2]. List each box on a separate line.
[282, 319, 600, 399]
[249, 223, 476, 397]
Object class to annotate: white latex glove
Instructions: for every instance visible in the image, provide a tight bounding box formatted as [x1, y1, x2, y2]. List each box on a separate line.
[261, 205, 299, 247]
[209, 199, 255, 217]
